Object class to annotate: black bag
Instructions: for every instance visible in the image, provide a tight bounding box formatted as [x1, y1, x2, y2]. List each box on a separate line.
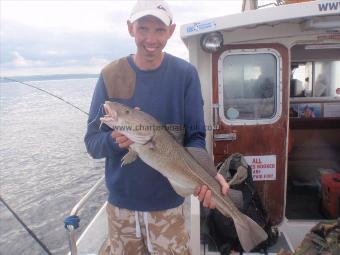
[202, 154, 278, 255]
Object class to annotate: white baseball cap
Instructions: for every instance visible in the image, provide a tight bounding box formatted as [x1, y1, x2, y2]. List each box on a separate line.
[129, 0, 173, 26]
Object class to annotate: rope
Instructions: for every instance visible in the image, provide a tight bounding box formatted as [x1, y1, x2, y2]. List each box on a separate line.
[1, 77, 89, 115]
[0, 195, 53, 255]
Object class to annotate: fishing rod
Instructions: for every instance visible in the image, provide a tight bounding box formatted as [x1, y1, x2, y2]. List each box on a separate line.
[0, 195, 53, 255]
[1, 77, 89, 115]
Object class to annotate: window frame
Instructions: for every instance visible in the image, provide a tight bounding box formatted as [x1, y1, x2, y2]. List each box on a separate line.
[218, 48, 283, 126]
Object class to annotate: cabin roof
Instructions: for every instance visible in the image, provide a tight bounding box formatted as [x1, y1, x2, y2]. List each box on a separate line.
[180, 0, 340, 41]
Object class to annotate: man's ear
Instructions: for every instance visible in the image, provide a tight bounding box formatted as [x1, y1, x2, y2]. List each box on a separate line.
[169, 23, 176, 37]
[127, 20, 134, 37]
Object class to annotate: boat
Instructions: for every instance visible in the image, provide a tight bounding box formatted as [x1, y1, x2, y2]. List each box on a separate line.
[64, 0, 340, 254]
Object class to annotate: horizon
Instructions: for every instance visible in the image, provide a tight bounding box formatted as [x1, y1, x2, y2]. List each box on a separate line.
[0, 73, 100, 84]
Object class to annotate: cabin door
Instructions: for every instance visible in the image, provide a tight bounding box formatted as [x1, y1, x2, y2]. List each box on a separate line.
[212, 44, 289, 225]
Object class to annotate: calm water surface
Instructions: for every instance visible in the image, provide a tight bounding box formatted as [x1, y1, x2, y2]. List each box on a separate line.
[0, 78, 107, 255]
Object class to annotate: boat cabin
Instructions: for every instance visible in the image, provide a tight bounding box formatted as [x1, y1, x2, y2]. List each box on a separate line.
[180, 0, 340, 253]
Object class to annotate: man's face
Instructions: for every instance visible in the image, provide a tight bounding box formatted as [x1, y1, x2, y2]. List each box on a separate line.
[128, 16, 175, 63]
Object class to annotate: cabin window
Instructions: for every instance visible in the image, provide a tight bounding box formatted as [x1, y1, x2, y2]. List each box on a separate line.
[218, 49, 281, 124]
[291, 61, 340, 98]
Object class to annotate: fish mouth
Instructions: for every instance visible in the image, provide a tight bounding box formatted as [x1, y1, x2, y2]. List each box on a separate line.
[103, 102, 117, 121]
[100, 102, 118, 129]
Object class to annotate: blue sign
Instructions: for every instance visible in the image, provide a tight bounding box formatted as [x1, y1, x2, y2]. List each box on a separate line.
[186, 21, 217, 33]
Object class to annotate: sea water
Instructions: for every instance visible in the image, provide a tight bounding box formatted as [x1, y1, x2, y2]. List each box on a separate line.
[0, 78, 107, 255]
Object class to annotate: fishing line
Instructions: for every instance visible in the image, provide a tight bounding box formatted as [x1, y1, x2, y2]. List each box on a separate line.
[0, 195, 53, 255]
[87, 104, 105, 128]
[2, 77, 109, 128]
[2, 77, 89, 115]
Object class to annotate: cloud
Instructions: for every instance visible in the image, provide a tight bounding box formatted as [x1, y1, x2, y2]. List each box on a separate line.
[44, 50, 64, 56]
[0, 20, 135, 76]
[11, 51, 46, 68]
[12, 51, 28, 67]
[0, 1, 242, 76]
[1, 1, 134, 33]
[90, 57, 112, 66]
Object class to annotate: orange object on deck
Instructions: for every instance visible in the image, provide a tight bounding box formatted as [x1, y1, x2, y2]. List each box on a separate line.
[321, 173, 340, 218]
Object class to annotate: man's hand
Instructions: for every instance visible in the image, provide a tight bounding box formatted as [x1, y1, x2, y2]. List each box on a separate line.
[111, 131, 134, 148]
[194, 173, 229, 209]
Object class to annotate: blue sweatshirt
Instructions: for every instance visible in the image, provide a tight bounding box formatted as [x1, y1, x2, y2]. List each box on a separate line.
[84, 53, 206, 211]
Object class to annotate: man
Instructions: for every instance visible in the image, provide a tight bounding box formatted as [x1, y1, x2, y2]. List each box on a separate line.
[85, 1, 228, 254]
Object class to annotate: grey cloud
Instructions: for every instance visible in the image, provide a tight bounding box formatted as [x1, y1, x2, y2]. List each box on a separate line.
[1, 20, 135, 73]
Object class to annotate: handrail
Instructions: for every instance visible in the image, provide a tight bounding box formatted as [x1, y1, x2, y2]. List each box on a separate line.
[71, 176, 105, 216]
[64, 175, 105, 255]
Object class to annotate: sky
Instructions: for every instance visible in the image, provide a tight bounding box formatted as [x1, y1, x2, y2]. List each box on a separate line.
[0, 0, 246, 77]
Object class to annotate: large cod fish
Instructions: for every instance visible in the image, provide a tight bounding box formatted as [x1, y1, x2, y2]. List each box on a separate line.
[100, 101, 268, 252]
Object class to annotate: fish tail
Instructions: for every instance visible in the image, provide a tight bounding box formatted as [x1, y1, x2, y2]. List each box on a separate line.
[233, 213, 268, 252]
[215, 197, 268, 252]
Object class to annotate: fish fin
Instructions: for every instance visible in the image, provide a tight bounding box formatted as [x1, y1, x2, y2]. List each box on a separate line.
[187, 148, 244, 208]
[181, 147, 223, 198]
[121, 148, 138, 166]
[186, 147, 218, 177]
[233, 213, 268, 252]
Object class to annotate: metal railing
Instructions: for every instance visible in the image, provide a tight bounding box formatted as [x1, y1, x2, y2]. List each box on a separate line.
[64, 176, 105, 255]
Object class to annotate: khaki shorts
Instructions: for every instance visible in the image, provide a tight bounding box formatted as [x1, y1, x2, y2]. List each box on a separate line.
[106, 203, 191, 255]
